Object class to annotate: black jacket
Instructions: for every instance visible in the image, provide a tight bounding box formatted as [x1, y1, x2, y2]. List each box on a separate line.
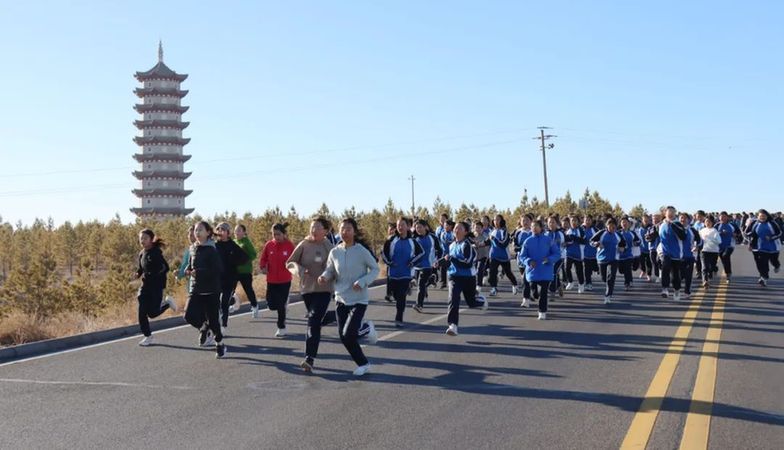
[215, 239, 249, 288]
[189, 242, 224, 295]
[137, 246, 169, 293]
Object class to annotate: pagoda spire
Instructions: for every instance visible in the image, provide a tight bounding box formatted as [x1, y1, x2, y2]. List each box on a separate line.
[158, 40, 164, 63]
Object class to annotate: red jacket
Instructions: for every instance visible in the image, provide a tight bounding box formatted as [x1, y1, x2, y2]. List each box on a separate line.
[259, 239, 295, 284]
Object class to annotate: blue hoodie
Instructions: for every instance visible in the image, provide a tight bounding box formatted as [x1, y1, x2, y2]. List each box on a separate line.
[382, 235, 424, 279]
[581, 225, 598, 259]
[618, 229, 639, 260]
[513, 228, 534, 255]
[489, 228, 512, 261]
[681, 226, 702, 260]
[747, 220, 782, 253]
[565, 227, 586, 260]
[520, 233, 561, 282]
[659, 221, 686, 260]
[638, 227, 650, 253]
[545, 229, 565, 261]
[448, 239, 477, 277]
[440, 230, 455, 258]
[715, 222, 737, 252]
[415, 232, 442, 269]
[591, 229, 627, 263]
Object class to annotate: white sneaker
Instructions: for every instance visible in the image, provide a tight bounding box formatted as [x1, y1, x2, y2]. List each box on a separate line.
[565, 282, 574, 291]
[512, 285, 519, 295]
[138, 335, 154, 346]
[275, 328, 287, 338]
[646, 275, 652, 282]
[537, 312, 547, 320]
[577, 284, 585, 294]
[163, 295, 177, 313]
[775, 266, 780, 274]
[674, 291, 681, 301]
[251, 306, 259, 319]
[446, 323, 458, 336]
[661, 289, 669, 298]
[521, 298, 531, 308]
[204, 334, 216, 347]
[489, 287, 497, 296]
[682, 292, 690, 299]
[228, 304, 237, 313]
[604, 296, 611, 304]
[586, 284, 594, 291]
[480, 295, 489, 311]
[221, 326, 227, 336]
[655, 276, 661, 283]
[353, 364, 371, 376]
[476, 286, 483, 293]
[366, 321, 378, 344]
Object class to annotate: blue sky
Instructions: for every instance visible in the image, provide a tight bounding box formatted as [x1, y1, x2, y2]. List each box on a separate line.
[0, 1, 781, 225]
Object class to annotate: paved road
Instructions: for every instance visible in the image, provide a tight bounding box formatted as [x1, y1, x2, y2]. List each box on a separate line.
[1, 250, 782, 449]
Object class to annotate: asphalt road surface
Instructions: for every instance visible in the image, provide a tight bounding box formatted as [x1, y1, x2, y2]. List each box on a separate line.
[1, 250, 782, 449]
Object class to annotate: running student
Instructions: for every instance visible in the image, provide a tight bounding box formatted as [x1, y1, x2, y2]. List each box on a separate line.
[699, 215, 721, 288]
[514, 214, 536, 306]
[637, 215, 653, 281]
[618, 217, 640, 291]
[442, 221, 488, 336]
[581, 216, 599, 291]
[413, 219, 442, 312]
[234, 224, 259, 317]
[383, 222, 396, 302]
[679, 213, 702, 299]
[488, 214, 518, 296]
[472, 221, 490, 293]
[318, 218, 380, 377]
[382, 217, 424, 327]
[564, 215, 586, 294]
[745, 208, 782, 286]
[520, 219, 560, 320]
[176, 225, 196, 292]
[135, 229, 176, 346]
[545, 216, 566, 297]
[259, 223, 295, 337]
[590, 218, 627, 304]
[438, 220, 456, 289]
[659, 207, 687, 300]
[645, 213, 663, 283]
[716, 211, 739, 283]
[214, 223, 249, 333]
[183, 221, 226, 358]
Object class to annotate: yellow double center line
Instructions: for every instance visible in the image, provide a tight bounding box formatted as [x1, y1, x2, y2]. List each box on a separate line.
[620, 284, 729, 450]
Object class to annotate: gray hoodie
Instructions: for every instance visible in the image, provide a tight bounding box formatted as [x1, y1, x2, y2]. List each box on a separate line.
[321, 243, 380, 305]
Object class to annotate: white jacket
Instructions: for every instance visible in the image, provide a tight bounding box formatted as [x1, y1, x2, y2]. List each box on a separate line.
[699, 227, 721, 253]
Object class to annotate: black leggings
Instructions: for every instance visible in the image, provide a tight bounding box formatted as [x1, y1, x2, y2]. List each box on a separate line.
[600, 261, 618, 297]
[476, 257, 488, 287]
[415, 268, 434, 307]
[619, 259, 633, 287]
[681, 259, 695, 294]
[267, 282, 291, 329]
[388, 278, 411, 322]
[565, 258, 585, 285]
[583, 258, 598, 285]
[137, 289, 169, 337]
[447, 276, 485, 325]
[661, 256, 682, 291]
[336, 302, 368, 366]
[303, 292, 331, 360]
[649, 251, 661, 278]
[489, 259, 518, 287]
[184, 292, 223, 342]
[701, 252, 719, 282]
[639, 253, 652, 275]
[219, 285, 235, 327]
[531, 280, 550, 312]
[549, 260, 563, 293]
[719, 247, 734, 276]
[754, 252, 781, 279]
[236, 273, 257, 307]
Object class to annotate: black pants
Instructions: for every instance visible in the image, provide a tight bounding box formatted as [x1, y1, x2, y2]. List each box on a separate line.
[639, 253, 652, 275]
[137, 289, 169, 337]
[336, 302, 368, 367]
[531, 281, 549, 312]
[447, 276, 484, 326]
[266, 282, 291, 329]
[439, 265, 448, 287]
[583, 258, 598, 285]
[518, 268, 538, 299]
[701, 252, 719, 282]
[549, 260, 563, 293]
[236, 273, 258, 307]
[389, 278, 411, 322]
[694, 249, 703, 274]
[600, 261, 618, 297]
[565, 258, 585, 285]
[415, 268, 434, 307]
[184, 292, 223, 342]
[219, 280, 237, 327]
[649, 251, 661, 278]
[681, 259, 695, 294]
[476, 257, 488, 287]
[618, 259, 633, 287]
[719, 247, 734, 276]
[489, 259, 518, 287]
[661, 255, 682, 291]
[303, 292, 331, 360]
[754, 252, 781, 279]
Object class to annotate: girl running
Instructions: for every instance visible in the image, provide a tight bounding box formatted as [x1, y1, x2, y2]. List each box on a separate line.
[716, 212, 739, 283]
[176, 225, 196, 292]
[699, 215, 721, 288]
[514, 214, 536, 307]
[183, 221, 227, 358]
[659, 207, 687, 301]
[618, 217, 640, 291]
[488, 214, 518, 296]
[381, 217, 424, 327]
[413, 219, 442, 312]
[638, 215, 653, 281]
[234, 224, 259, 318]
[136, 229, 176, 346]
[442, 221, 488, 336]
[581, 216, 599, 291]
[564, 216, 586, 294]
[545, 216, 566, 298]
[745, 209, 782, 286]
[472, 221, 490, 293]
[679, 213, 702, 299]
[439, 220, 456, 289]
[520, 219, 560, 319]
[590, 218, 627, 304]
[214, 223, 249, 333]
[318, 218, 380, 376]
[259, 223, 295, 337]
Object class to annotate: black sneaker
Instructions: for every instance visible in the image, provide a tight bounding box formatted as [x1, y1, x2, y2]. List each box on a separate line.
[198, 328, 209, 347]
[300, 357, 314, 373]
[216, 343, 227, 359]
[384, 295, 393, 303]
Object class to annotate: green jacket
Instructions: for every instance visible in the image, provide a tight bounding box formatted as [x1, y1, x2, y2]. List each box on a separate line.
[234, 237, 258, 274]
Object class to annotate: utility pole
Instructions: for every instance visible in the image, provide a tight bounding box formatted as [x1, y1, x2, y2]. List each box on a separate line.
[533, 127, 557, 207]
[408, 175, 416, 216]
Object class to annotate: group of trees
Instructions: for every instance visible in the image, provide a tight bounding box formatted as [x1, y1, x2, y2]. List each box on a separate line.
[0, 189, 641, 341]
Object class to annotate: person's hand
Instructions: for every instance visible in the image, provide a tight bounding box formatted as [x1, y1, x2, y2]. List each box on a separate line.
[185, 269, 194, 276]
[260, 267, 268, 275]
[352, 281, 362, 291]
[529, 261, 537, 269]
[317, 276, 328, 285]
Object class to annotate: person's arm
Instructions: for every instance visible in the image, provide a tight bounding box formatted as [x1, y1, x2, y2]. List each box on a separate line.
[245, 240, 258, 261]
[356, 247, 380, 288]
[320, 250, 337, 281]
[590, 230, 604, 247]
[286, 241, 304, 266]
[409, 239, 425, 267]
[671, 222, 687, 241]
[432, 235, 443, 259]
[769, 221, 782, 241]
[521, 242, 533, 267]
[381, 237, 394, 266]
[176, 248, 190, 279]
[451, 241, 476, 268]
[547, 241, 561, 263]
[259, 243, 269, 270]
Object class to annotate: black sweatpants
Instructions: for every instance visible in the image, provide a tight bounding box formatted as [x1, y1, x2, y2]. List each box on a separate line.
[639, 252, 652, 275]
[600, 261, 618, 297]
[266, 282, 291, 329]
[583, 258, 598, 285]
[303, 292, 331, 360]
[701, 252, 719, 282]
[649, 251, 661, 278]
[137, 289, 169, 337]
[219, 283, 235, 327]
[754, 251, 781, 279]
[719, 247, 734, 277]
[549, 260, 564, 293]
[476, 257, 488, 287]
[415, 268, 434, 307]
[447, 275, 485, 326]
[489, 259, 518, 287]
[619, 258, 633, 287]
[184, 292, 223, 342]
[439, 265, 448, 287]
[531, 280, 550, 312]
[336, 302, 368, 367]
[389, 278, 411, 322]
[681, 259, 695, 294]
[565, 258, 585, 285]
[236, 273, 258, 307]
[661, 255, 682, 291]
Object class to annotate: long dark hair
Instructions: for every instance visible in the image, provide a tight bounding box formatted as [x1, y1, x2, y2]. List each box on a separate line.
[195, 221, 215, 240]
[312, 216, 332, 231]
[456, 221, 476, 240]
[272, 222, 289, 234]
[140, 228, 166, 248]
[341, 217, 377, 260]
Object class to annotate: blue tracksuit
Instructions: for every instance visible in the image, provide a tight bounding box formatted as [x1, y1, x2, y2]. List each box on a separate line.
[440, 230, 455, 258]
[514, 228, 534, 254]
[415, 233, 442, 269]
[638, 228, 650, 253]
[715, 222, 737, 252]
[582, 226, 598, 259]
[545, 229, 565, 261]
[382, 235, 424, 279]
[681, 226, 701, 261]
[448, 239, 477, 277]
[520, 234, 561, 282]
[618, 230, 639, 260]
[659, 221, 686, 260]
[565, 227, 586, 260]
[489, 228, 512, 261]
[747, 220, 782, 253]
[591, 229, 626, 263]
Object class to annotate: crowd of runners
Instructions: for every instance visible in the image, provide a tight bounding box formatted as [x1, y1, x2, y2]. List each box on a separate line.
[133, 208, 782, 376]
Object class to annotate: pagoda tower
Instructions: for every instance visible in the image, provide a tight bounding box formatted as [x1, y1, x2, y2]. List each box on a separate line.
[130, 42, 194, 218]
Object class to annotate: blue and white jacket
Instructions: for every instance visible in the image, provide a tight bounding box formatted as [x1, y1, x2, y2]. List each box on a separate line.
[381, 234, 424, 279]
[659, 221, 686, 260]
[440, 230, 455, 259]
[618, 230, 640, 260]
[520, 233, 561, 282]
[513, 228, 534, 255]
[590, 229, 627, 263]
[489, 228, 512, 261]
[415, 232, 442, 269]
[545, 228, 566, 261]
[581, 226, 598, 259]
[745, 220, 782, 253]
[638, 227, 650, 253]
[715, 222, 737, 252]
[448, 239, 477, 277]
[565, 227, 586, 260]
[681, 226, 702, 261]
